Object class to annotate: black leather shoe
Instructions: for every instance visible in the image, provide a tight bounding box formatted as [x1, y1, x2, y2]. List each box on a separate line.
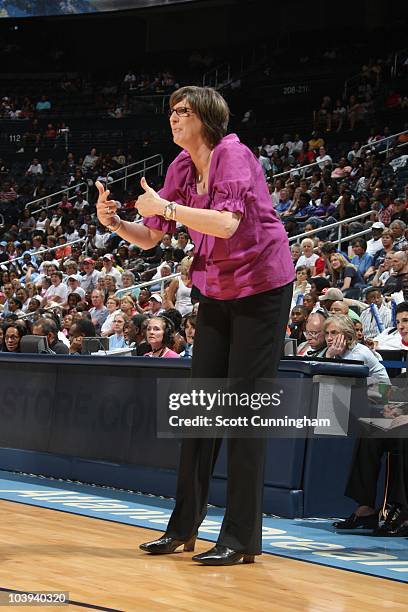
[139, 535, 196, 554]
[372, 505, 408, 537]
[333, 512, 378, 531]
[192, 544, 255, 566]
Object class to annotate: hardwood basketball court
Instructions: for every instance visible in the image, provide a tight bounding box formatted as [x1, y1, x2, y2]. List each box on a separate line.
[0, 500, 406, 611]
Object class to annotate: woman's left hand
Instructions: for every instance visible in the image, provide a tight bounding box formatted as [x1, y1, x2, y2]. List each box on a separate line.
[326, 334, 347, 358]
[136, 177, 167, 217]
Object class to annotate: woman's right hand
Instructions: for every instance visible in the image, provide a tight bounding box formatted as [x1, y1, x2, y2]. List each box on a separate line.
[95, 181, 118, 227]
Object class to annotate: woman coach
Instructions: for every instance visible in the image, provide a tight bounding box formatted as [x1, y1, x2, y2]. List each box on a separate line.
[96, 86, 294, 566]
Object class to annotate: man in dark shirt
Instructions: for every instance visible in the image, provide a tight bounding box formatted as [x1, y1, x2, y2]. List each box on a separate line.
[383, 251, 408, 300]
[32, 318, 69, 354]
[390, 198, 408, 225]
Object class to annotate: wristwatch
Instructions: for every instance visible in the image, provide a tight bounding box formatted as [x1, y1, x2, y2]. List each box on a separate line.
[163, 201, 177, 221]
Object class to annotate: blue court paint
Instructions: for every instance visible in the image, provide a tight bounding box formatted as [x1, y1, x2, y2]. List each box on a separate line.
[0, 470, 407, 583]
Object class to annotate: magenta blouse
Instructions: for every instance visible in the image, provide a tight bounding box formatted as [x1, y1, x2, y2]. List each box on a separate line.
[144, 134, 295, 300]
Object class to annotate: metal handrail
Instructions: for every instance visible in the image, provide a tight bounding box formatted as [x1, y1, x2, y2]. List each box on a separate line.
[392, 47, 408, 78]
[360, 129, 408, 156]
[272, 161, 321, 181]
[202, 62, 231, 89]
[128, 92, 170, 114]
[343, 71, 363, 100]
[107, 154, 164, 191]
[2, 238, 86, 268]
[379, 140, 408, 157]
[25, 182, 89, 214]
[288, 209, 375, 249]
[115, 272, 181, 298]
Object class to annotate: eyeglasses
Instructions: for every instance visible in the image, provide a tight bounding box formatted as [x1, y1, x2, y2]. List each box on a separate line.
[168, 107, 194, 118]
[305, 331, 323, 338]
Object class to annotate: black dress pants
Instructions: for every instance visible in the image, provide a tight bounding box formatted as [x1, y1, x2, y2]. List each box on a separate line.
[165, 283, 293, 554]
[345, 437, 408, 509]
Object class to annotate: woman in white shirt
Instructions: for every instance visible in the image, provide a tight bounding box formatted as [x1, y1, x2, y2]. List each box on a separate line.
[164, 256, 193, 316]
[324, 314, 389, 384]
[101, 296, 122, 337]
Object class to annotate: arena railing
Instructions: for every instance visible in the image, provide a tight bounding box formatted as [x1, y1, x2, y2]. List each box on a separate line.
[127, 92, 170, 114]
[272, 161, 322, 181]
[391, 47, 408, 78]
[115, 272, 181, 299]
[359, 129, 408, 157]
[2, 237, 86, 268]
[107, 154, 164, 191]
[25, 182, 89, 214]
[202, 63, 232, 89]
[287, 209, 375, 249]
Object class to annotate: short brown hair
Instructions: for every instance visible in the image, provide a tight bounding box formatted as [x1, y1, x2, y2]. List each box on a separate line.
[169, 86, 229, 148]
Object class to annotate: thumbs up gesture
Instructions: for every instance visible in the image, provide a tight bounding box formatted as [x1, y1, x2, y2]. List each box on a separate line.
[136, 176, 166, 218]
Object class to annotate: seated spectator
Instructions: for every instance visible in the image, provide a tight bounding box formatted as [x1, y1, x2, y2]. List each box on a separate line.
[346, 95, 365, 130]
[252, 146, 271, 178]
[274, 187, 292, 214]
[68, 318, 96, 355]
[382, 251, 408, 301]
[390, 197, 408, 225]
[331, 157, 352, 179]
[323, 314, 389, 383]
[100, 253, 123, 288]
[389, 220, 408, 251]
[336, 189, 356, 220]
[82, 147, 99, 175]
[135, 288, 151, 313]
[378, 191, 395, 227]
[316, 146, 332, 170]
[36, 95, 51, 114]
[26, 158, 43, 176]
[292, 266, 311, 309]
[89, 289, 108, 334]
[302, 292, 318, 314]
[309, 193, 336, 220]
[144, 316, 179, 358]
[124, 314, 150, 355]
[288, 305, 308, 345]
[101, 296, 122, 337]
[147, 293, 164, 317]
[42, 271, 68, 307]
[371, 251, 394, 288]
[118, 270, 140, 301]
[179, 313, 196, 358]
[329, 252, 365, 298]
[297, 309, 328, 357]
[164, 257, 193, 316]
[80, 258, 101, 294]
[359, 287, 392, 339]
[366, 221, 386, 257]
[282, 192, 315, 222]
[331, 98, 347, 132]
[108, 313, 128, 350]
[351, 238, 375, 281]
[373, 229, 396, 268]
[372, 301, 408, 351]
[290, 243, 301, 267]
[308, 131, 325, 152]
[2, 322, 26, 353]
[32, 318, 69, 354]
[329, 299, 361, 322]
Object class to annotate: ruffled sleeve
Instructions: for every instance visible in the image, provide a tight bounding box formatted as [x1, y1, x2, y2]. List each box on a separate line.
[210, 140, 254, 216]
[144, 151, 191, 233]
